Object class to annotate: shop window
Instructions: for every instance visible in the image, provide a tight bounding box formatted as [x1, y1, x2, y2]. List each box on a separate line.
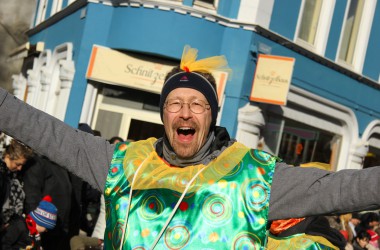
[295, 0, 335, 54]
[263, 116, 341, 170]
[363, 147, 380, 168]
[128, 119, 165, 141]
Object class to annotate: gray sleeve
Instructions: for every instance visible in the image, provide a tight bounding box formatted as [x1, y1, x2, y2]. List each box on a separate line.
[268, 162, 380, 220]
[0, 88, 115, 192]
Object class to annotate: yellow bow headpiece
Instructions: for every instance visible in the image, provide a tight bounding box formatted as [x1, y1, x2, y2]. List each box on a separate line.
[179, 45, 231, 75]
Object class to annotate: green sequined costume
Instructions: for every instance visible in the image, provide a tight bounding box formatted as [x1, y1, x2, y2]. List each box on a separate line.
[104, 138, 277, 249]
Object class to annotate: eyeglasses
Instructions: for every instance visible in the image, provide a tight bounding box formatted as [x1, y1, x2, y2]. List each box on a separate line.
[164, 99, 210, 114]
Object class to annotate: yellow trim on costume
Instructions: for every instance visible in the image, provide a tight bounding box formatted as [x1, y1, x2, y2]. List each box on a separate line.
[122, 138, 249, 193]
[268, 233, 339, 250]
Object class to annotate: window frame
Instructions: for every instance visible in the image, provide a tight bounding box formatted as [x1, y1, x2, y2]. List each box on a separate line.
[193, 0, 218, 10]
[295, 0, 335, 55]
[50, 0, 63, 16]
[35, 0, 48, 25]
[336, 0, 376, 72]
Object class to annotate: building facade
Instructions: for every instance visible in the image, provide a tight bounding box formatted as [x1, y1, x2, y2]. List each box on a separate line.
[10, 0, 380, 171]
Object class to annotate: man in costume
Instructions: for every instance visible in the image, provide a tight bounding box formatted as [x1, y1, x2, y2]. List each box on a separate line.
[0, 45, 379, 249]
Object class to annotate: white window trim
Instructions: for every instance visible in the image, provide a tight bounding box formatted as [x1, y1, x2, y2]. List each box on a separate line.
[362, 120, 380, 150]
[47, 43, 75, 121]
[35, 0, 48, 25]
[336, 0, 377, 73]
[237, 0, 275, 28]
[11, 74, 27, 100]
[193, 0, 218, 13]
[26, 50, 51, 107]
[80, 83, 99, 125]
[194, 0, 218, 9]
[31, 43, 74, 121]
[50, 0, 63, 16]
[294, 0, 335, 55]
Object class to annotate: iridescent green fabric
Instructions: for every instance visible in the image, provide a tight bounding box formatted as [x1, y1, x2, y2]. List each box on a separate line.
[104, 138, 277, 249]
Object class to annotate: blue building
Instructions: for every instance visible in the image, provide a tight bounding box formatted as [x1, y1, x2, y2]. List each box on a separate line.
[10, 0, 380, 170]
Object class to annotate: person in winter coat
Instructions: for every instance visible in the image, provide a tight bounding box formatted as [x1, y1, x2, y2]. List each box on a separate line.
[0, 139, 33, 237]
[1, 195, 57, 250]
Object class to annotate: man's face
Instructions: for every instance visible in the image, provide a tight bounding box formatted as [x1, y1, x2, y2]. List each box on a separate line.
[163, 88, 212, 159]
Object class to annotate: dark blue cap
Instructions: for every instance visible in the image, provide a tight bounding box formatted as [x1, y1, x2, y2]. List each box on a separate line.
[159, 72, 218, 126]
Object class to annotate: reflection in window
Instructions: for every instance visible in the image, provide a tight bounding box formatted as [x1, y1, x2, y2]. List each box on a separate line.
[298, 0, 323, 45]
[128, 119, 164, 141]
[198, 0, 214, 3]
[339, 0, 364, 65]
[263, 116, 341, 171]
[95, 109, 123, 140]
[194, 0, 217, 9]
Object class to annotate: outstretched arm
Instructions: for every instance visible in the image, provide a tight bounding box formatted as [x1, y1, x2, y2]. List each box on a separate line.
[269, 162, 380, 220]
[0, 88, 114, 191]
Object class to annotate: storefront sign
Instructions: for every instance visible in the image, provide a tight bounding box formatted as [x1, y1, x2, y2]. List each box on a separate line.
[250, 54, 295, 105]
[86, 45, 228, 106]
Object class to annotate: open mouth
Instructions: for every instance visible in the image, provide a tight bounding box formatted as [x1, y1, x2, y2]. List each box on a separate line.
[177, 127, 196, 141]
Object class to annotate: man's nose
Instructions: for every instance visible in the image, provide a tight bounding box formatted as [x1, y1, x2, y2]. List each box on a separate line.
[180, 103, 192, 117]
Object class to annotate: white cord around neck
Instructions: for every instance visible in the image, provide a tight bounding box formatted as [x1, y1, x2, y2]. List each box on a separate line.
[150, 165, 207, 249]
[119, 156, 149, 250]
[118, 155, 207, 250]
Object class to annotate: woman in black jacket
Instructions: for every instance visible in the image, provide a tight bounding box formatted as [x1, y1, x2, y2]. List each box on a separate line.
[0, 139, 33, 242]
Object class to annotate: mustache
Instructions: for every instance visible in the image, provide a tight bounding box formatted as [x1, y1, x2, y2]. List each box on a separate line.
[172, 121, 198, 130]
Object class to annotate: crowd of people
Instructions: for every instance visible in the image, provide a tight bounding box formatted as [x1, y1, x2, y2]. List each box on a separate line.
[0, 45, 379, 249]
[2, 134, 379, 250]
[324, 212, 380, 250]
[0, 131, 123, 250]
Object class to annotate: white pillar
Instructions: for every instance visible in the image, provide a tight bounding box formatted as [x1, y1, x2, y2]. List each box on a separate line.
[236, 103, 265, 149]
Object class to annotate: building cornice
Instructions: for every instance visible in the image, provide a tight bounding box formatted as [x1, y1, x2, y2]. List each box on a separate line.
[26, 0, 88, 36]
[27, 0, 379, 90]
